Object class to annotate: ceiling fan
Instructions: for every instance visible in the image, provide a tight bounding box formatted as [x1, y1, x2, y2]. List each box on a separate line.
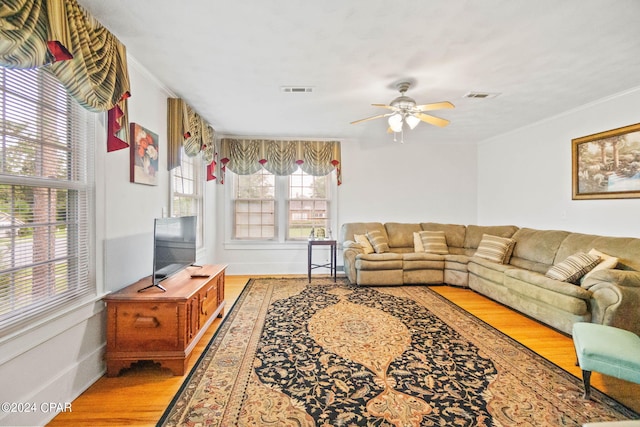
[351, 81, 454, 142]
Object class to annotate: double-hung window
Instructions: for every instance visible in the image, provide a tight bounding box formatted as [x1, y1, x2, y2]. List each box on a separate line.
[171, 148, 204, 248]
[230, 168, 335, 243]
[0, 67, 95, 334]
[287, 169, 330, 239]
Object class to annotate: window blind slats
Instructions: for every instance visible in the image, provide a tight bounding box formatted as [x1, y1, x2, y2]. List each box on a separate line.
[0, 66, 94, 334]
[171, 148, 203, 248]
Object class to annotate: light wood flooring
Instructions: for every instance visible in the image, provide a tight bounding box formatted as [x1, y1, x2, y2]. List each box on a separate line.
[47, 276, 640, 426]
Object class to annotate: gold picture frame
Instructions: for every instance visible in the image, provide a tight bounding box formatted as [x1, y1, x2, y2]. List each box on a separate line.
[572, 123, 640, 200]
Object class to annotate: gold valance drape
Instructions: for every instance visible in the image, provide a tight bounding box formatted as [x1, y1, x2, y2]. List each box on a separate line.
[0, 0, 131, 151]
[219, 138, 342, 185]
[167, 97, 215, 171]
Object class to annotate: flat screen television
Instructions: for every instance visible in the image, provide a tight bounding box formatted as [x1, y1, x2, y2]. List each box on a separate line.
[139, 215, 197, 292]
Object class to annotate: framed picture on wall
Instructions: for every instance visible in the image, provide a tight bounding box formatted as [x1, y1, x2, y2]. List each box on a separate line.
[130, 123, 159, 185]
[572, 123, 640, 200]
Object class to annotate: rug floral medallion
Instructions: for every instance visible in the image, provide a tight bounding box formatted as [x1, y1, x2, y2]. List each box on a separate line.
[159, 277, 638, 427]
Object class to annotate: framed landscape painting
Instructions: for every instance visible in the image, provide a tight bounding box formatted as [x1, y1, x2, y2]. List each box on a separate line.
[572, 123, 640, 200]
[130, 123, 159, 185]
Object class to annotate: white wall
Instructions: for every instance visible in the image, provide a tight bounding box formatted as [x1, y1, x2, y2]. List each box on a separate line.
[0, 58, 178, 427]
[478, 87, 640, 237]
[214, 134, 479, 275]
[338, 137, 478, 225]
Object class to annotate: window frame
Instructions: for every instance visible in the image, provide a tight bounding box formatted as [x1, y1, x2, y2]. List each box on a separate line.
[0, 66, 96, 336]
[224, 168, 338, 249]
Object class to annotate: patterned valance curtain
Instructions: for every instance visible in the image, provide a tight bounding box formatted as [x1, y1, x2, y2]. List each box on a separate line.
[219, 138, 342, 185]
[0, 0, 132, 151]
[167, 98, 216, 177]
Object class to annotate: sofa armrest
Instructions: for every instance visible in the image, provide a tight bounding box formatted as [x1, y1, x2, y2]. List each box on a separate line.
[582, 269, 640, 336]
[342, 239, 361, 249]
[342, 241, 364, 284]
[582, 269, 640, 289]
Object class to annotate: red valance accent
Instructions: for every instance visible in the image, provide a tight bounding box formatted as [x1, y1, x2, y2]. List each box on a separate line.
[46, 40, 73, 61]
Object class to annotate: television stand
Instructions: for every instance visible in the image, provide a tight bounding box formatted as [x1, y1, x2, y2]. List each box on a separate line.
[104, 264, 226, 376]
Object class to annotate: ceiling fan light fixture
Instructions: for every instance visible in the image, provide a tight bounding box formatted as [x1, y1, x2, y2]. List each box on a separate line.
[388, 113, 403, 132]
[405, 114, 420, 130]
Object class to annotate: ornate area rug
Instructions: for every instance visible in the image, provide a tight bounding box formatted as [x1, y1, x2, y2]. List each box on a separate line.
[158, 277, 638, 426]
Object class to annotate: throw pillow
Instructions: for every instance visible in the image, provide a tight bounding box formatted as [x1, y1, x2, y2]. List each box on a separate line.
[366, 230, 389, 254]
[581, 248, 619, 282]
[418, 230, 449, 254]
[545, 252, 601, 284]
[413, 232, 425, 252]
[354, 234, 374, 254]
[474, 234, 516, 264]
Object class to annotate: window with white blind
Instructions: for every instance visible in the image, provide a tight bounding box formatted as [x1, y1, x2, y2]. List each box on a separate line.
[229, 168, 336, 243]
[0, 67, 95, 334]
[171, 148, 204, 248]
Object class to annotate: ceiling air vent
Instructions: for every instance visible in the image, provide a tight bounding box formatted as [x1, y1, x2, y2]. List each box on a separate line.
[281, 86, 314, 93]
[463, 91, 500, 99]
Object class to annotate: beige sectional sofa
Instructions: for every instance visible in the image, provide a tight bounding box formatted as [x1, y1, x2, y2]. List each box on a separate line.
[340, 222, 640, 336]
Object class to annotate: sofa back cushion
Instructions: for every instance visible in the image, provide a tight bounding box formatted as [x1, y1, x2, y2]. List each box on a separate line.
[463, 225, 519, 249]
[340, 223, 386, 244]
[384, 223, 422, 248]
[555, 233, 640, 271]
[421, 222, 467, 249]
[509, 228, 570, 273]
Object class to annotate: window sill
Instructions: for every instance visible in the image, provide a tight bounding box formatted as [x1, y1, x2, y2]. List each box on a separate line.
[224, 240, 313, 250]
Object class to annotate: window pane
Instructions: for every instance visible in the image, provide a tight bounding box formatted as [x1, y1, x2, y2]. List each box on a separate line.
[236, 170, 275, 199]
[172, 148, 203, 248]
[288, 170, 329, 240]
[234, 199, 275, 239]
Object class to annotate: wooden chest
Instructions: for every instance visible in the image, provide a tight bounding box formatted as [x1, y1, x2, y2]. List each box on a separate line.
[104, 264, 226, 376]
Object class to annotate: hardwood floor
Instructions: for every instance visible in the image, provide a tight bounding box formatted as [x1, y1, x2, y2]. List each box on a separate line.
[47, 276, 640, 426]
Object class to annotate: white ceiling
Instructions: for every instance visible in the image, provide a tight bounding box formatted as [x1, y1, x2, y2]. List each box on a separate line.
[77, 0, 640, 144]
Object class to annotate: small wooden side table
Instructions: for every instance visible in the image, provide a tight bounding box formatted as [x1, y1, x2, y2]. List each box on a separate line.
[308, 239, 337, 283]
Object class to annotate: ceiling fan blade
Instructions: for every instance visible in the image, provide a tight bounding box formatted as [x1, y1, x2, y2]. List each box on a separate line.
[350, 113, 391, 125]
[415, 101, 455, 111]
[416, 112, 450, 127]
[371, 104, 398, 110]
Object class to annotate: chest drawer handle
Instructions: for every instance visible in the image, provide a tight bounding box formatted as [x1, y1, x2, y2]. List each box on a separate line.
[134, 316, 160, 328]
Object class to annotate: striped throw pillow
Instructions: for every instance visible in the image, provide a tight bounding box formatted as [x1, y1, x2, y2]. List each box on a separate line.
[546, 252, 601, 284]
[354, 234, 374, 254]
[418, 231, 449, 254]
[366, 230, 389, 254]
[474, 234, 516, 264]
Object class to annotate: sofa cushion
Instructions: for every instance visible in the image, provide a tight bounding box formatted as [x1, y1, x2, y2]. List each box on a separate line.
[367, 230, 390, 254]
[418, 230, 449, 254]
[421, 222, 466, 249]
[509, 228, 571, 270]
[474, 234, 515, 264]
[581, 249, 619, 283]
[468, 256, 512, 285]
[340, 222, 386, 245]
[354, 234, 374, 254]
[554, 232, 640, 272]
[384, 223, 422, 248]
[444, 254, 470, 270]
[545, 252, 601, 284]
[355, 253, 403, 270]
[504, 269, 591, 315]
[402, 252, 445, 270]
[463, 225, 519, 250]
